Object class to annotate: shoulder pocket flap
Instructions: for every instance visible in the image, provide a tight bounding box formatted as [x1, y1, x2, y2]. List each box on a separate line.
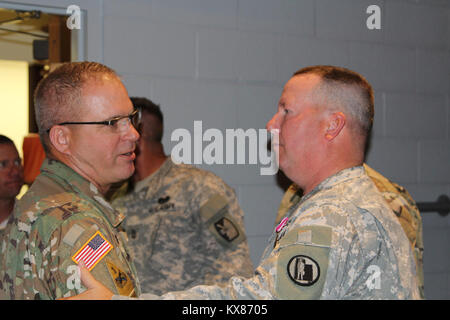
[199, 194, 228, 224]
[278, 225, 332, 248]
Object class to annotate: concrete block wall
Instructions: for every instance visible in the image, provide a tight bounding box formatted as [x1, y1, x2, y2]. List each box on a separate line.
[101, 0, 450, 299]
[4, 0, 448, 299]
[103, 0, 450, 299]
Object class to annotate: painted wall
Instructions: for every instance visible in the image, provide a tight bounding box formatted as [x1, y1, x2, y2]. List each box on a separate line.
[1, 0, 449, 299]
[0, 59, 28, 158]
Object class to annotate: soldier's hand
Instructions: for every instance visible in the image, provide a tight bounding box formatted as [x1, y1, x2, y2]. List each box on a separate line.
[59, 261, 114, 300]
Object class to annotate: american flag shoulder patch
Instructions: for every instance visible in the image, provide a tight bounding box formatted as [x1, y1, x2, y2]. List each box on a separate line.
[72, 231, 113, 271]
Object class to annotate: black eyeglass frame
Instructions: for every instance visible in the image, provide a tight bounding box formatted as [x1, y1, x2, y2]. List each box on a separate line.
[46, 109, 140, 133]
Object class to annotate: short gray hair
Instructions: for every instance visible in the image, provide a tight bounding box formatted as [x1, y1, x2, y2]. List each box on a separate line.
[293, 65, 374, 140]
[34, 61, 119, 154]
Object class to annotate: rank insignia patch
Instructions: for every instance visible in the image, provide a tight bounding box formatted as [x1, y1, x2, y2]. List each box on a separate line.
[72, 231, 113, 271]
[214, 217, 239, 242]
[287, 255, 320, 286]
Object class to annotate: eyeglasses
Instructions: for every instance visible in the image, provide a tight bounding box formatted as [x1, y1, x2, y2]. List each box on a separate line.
[0, 159, 22, 171]
[46, 109, 140, 134]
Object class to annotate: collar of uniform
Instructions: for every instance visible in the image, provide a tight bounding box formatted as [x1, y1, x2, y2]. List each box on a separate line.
[134, 157, 174, 194]
[41, 158, 125, 227]
[288, 184, 302, 203]
[298, 165, 365, 206]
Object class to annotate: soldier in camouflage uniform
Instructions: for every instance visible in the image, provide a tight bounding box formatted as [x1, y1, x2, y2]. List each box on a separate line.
[274, 163, 425, 298]
[65, 65, 421, 300]
[0, 135, 24, 234]
[116, 166, 419, 300]
[0, 62, 141, 299]
[111, 98, 254, 295]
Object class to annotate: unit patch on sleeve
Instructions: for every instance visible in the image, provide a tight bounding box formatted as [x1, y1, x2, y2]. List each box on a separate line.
[72, 231, 113, 271]
[287, 255, 320, 286]
[275, 225, 332, 299]
[214, 217, 239, 242]
[200, 194, 246, 248]
[106, 261, 136, 297]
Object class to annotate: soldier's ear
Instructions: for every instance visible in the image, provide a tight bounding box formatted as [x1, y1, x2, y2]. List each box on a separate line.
[325, 112, 346, 141]
[48, 125, 72, 155]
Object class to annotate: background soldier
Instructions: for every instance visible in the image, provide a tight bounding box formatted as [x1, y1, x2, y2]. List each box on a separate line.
[0, 135, 24, 233]
[110, 97, 253, 294]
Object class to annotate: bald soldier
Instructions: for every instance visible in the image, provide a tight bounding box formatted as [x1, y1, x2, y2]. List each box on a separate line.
[0, 62, 141, 299]
[275, 164, 425, 298]
[64, 65, 421, 300]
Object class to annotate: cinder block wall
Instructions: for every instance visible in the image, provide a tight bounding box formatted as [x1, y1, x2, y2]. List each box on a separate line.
[8, 0, 448, 299]
[105, 0, 450, 299]
[101, 0, 450, 299]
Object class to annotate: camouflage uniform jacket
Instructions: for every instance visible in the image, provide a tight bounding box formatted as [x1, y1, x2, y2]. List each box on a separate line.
[0, 199, 17, 236]
[112, 158, 254, 295]
[0, 159, 140, 299]
[0, 216, 10, 246]
[115, 166, 420, 300]
[363, 164, 424, 298]
[275, 163, 425, 298]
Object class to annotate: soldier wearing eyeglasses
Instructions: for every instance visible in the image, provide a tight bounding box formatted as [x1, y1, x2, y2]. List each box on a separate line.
[0, 135, 24, 233]
[0, 62, 141, 300]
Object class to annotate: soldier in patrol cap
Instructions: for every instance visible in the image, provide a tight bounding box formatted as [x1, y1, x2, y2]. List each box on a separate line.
[0, 62, 141, 299]
[275, 164, 425, 298]
[109, 97, 253, 294]
[64, 65, 421, 300]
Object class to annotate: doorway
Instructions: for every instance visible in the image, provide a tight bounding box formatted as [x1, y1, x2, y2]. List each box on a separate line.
[0, 4, 83, 194]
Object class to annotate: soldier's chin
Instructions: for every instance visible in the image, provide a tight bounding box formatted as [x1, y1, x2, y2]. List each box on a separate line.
[5, 182, 23, 196]
[278, 157, 286, 171]
[278, 160, 295, 180]
[115, 163, 135, 182]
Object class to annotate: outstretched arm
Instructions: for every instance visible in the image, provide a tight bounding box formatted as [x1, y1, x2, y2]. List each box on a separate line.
[59, 261, 113, 300]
